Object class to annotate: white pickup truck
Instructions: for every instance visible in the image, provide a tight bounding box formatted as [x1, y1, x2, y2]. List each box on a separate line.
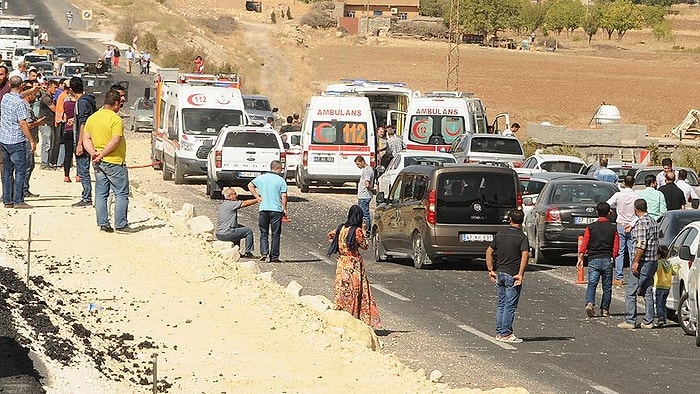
[205, 126, 286, 199]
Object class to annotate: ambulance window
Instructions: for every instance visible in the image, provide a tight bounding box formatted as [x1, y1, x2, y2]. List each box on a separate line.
[182, 108, 243, 135]
[167, 105, 176, 133]
[408, 116, 433, 144]
[312, 121, 337, 144]
[311, 121, 367, 145]
[440, 116, 465, 144]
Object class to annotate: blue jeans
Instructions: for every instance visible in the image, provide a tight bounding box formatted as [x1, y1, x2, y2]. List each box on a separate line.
[24, 140, 35, 194]
[94, 162, 129, 229]
[1, 141, 27, 204]
[76, 152, 92, 202]
[259, 210, 283, 259]
[615, 224, 634, 281]
[496, 271, 522, 337]
[217, 227, 254, 254]
[624, 260, 657, 325]
[655, 288, 670, 324]
[358, 198, 371, 233]
[586, 257, 613, 310]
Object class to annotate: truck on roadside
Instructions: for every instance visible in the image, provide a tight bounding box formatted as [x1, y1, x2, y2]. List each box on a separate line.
[151, 69, 248, 184]
[0, 14, 39, 61]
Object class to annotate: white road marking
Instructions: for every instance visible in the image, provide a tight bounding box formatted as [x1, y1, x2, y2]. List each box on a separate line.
[590, 385, 620, 394]
[309, 251, 335, 266]
[543, 362, 620, 394]
[370, 284, 412, 301]
[457, 324, 517, 350]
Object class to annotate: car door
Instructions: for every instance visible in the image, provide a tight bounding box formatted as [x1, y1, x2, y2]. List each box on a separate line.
[667, 227, 693, 310]
[381, 175, 405, 252]
[396, 174, 417, 252]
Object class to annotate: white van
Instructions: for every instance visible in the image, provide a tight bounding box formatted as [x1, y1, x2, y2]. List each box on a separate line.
[295, 95, 375, 193]
[151, 71, 247, 184]
[403, 92, 510, 152]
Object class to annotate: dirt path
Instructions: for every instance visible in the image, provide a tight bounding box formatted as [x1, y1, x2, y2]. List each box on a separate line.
[240, 20, 293, 96]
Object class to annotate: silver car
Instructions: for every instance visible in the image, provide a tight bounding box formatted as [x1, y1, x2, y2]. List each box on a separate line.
[129, 97, 155, 132]
[449, 133, 525, 167]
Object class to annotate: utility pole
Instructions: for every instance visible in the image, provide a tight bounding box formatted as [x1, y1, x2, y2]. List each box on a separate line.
[446, 0, 461, 91]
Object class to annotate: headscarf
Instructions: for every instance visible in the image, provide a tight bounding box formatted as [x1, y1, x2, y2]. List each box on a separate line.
[327, 205, 364, 257]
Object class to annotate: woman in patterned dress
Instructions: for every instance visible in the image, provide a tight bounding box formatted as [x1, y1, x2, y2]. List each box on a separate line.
[327, 205, 382, 329]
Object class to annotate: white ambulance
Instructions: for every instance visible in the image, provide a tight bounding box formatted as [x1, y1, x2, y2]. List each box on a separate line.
[151, 70, 247, 184]
[295, 95, 375, 193]
[403, 91, 510, 152]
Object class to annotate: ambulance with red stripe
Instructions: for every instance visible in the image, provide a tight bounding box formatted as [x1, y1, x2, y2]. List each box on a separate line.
[295, 95, 375, 193]
[403, 92, 510, 152]
[151, 70, 247, 184]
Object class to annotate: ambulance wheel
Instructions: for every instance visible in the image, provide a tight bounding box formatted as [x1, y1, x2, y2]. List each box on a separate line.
[162, 159, 173, 181]
[174, 159, 185, 185]
[152, 151, 162, 170]
[297, 172, 309, 193]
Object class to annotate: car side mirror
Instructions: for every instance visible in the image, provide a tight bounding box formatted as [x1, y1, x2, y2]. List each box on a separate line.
[522, 196, 534, 206]
[680, 245, 692, 261]
[376, 192, 385, 204]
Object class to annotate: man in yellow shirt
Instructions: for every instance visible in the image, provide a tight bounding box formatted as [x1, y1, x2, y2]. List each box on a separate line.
[82, 90, 132, 233]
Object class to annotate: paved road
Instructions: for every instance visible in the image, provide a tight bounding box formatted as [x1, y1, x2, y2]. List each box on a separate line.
[9, 0, 700, 392]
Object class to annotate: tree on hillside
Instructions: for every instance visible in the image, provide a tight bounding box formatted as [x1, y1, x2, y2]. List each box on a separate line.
[419, 0, 448, 18]
[639, 4, 666, 27]
[583, 13, 600, 45]
[598, 0, 642, 40]
[545, 0, 586, 35]
[514, 0, 547, 34]
[461, 0, 521, 37]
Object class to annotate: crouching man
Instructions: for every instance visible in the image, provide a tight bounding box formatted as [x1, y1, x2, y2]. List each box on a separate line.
[216, 187, 259, 259]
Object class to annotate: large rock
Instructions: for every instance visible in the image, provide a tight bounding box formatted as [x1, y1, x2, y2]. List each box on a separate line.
[180, 203, 196, 220]
[220, 245, 241, 262]
[285, 280, 303, 298]
[321, 309, 380, 351]
[187, 215, 213, 235]
[211, 240, 234, 251]
[169, 212, 189, 235]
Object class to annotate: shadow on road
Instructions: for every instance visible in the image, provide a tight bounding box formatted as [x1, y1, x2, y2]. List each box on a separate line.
[374, 329, 412, 337]
[522, 336, 574, 342]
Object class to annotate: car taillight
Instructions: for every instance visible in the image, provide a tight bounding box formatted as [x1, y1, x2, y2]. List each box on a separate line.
[513, 161, 524, 168]
[370, 154, 375, 168]
[214, 150, 222, 168]
[426, 189, 436, 225]
[516, 191, 523, 207]
[545, 207, 561, 223]
[302, 151, 308, 167]
[464, 159, 480, 164]
[280, 151, 286, 166]
[689, 260, 694, 270]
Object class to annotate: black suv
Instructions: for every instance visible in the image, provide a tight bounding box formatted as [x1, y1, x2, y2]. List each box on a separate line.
[373, 164, 521, 269]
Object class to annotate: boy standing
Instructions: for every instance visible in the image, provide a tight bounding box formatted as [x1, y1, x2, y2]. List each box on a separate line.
[653, 245, 677, 328]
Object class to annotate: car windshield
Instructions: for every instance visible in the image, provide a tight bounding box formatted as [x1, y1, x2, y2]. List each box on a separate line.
[243, 98, 271, 112]
[521, 179, 546, 195]
[548, 183, 617, 205]
[540, 161, 584, 173]
[23, 55, 48, 62]
[436, 172, 515, 224]
[469, 137, 523, 155]
[404, 155, 456, 167]
[635, 168, 699, 186]
[0, 27, 31, 36]
[64, 65, 83, 76]
[136, 98, 154, 110]
[182, 108, 244, 135]
[223, 132, 279, 148]
[407, 115, 465, 145]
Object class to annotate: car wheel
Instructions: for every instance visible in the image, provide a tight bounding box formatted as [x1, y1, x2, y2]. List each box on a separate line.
[174, 159, 185, 185]
[534, 233, 547, 264]
[373, 230, 387, 262]
[679, 292, 697, 336]
[162, 158, 173, 181]
[296, 172, 309, 193]
[412, 232, 431, 269]
[207, 178, 222, 199]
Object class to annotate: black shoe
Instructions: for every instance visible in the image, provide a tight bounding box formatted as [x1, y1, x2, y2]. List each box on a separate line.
[100, 225, 114, 233]
[71, 200, 92, 208]
[269, 258, 283, 263]
[115, 226, 138, 234]
[3, 203, 13, 208]
[259, 255, 268, 262]
[24, 191, 39, 198]
[240, 252, 255, 259]
[14, 203, 33, 209]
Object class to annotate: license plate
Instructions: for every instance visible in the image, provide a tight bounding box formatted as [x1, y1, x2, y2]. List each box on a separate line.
[239, 171, 260, 178]
[574, 217, 597, 225]
[313, 156, 334, 163]
[460, 233, 493, 242]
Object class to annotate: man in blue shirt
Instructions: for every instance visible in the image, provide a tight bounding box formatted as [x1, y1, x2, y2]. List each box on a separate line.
[248, 160, 288, 263]
[595, 157, 617, 183]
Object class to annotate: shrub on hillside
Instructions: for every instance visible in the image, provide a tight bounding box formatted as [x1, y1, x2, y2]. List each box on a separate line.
[160, 47, 199, 70]
[200, 15, 237, 35]
[673, 145, 700, 174]
[116, 13, 138, 44]
[140, 32, 159, 55]
[300, 1, 335, 29]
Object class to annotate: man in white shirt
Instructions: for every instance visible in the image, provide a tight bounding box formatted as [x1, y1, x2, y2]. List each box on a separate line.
[607, 175, 639, 285]
[263, 116, 275, 130]
[124, 47, 134, 74]
[502, 122, 520, 137]
[9, 63, 27, 80]
[677, 169, 699, 208]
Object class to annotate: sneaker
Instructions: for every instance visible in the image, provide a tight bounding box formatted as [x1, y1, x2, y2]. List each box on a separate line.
[13, 203, 33, 209]
[64, 176, 72, 183]
[259, 255, 268, 262]
[71, 200, 92, 208]
[240, 252, 255, 259]
[498, 334, 523, 343]
[585, 303, 595, 318]
[24, 191, 39, 198]
[100, 225, 114, 233]
[617, 321, 636, 329]
[601, 309, 610, 317]
[115, 226, 138, 234]
[3, 203, 13, 208]
[40, 164, 49, 170]
[640, 322, 655, 329]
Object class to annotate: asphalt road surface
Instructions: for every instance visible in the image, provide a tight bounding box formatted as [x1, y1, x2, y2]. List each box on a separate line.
[4, 0, 700, 392]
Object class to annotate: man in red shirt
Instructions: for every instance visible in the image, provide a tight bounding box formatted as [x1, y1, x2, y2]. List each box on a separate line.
[577, 202, 620, 318]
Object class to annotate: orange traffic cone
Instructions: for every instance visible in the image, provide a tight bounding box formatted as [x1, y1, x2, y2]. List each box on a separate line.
[576, 235, 587, 284]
